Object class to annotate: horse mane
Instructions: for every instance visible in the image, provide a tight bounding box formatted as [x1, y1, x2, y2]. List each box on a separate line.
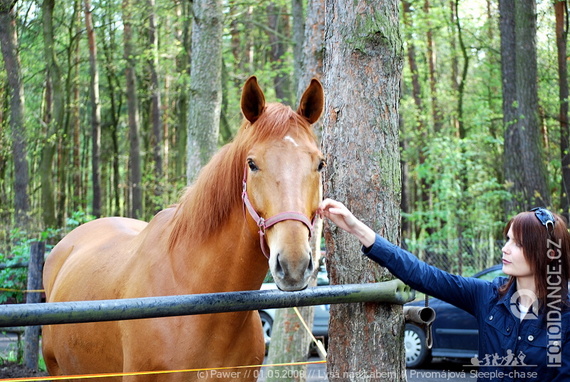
[168, 103, 316, 252]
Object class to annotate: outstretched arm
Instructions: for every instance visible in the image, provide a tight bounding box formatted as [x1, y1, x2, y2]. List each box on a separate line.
[317, 198, 376, 248]
[318, 198, 485, 315]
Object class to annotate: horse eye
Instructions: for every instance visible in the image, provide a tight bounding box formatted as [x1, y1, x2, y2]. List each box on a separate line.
[317, 159, 326, 172]
[247, 159, 259, 172]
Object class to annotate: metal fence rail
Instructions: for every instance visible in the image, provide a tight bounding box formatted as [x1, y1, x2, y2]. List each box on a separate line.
[0, 279, 414, 327]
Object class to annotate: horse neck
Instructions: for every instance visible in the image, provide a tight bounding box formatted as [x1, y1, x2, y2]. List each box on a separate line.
[169, 206, 269, 293]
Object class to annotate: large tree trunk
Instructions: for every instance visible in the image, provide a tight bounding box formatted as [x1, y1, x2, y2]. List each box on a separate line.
[186, 0, 223, 183]
[84, 0, 102, 218]
[501, 0, 550, 213]
[556, 1, 570, 218]
[122, 0, 143, 218]
[322, 1, 405, 381]
[0, 0, 29, 228]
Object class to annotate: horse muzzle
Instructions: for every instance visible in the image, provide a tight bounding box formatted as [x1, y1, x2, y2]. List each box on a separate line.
[271, 252, 314, 291]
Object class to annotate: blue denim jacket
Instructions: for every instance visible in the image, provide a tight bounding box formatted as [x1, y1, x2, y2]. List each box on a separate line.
[363, 234, 570, 382]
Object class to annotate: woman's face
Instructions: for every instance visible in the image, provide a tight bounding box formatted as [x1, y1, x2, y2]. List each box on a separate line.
[502, 226, 533, 278]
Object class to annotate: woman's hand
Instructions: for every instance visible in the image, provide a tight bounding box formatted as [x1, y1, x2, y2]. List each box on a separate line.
[318, 198, 376, 248]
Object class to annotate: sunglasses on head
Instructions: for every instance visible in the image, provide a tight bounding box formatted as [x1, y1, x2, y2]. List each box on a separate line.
[531, 207, 555, 231]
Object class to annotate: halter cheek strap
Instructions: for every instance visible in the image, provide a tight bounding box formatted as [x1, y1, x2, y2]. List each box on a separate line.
[242, 169, 315, 259]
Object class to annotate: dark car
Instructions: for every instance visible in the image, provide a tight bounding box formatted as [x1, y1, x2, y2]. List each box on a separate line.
[404, 264, 505, 368]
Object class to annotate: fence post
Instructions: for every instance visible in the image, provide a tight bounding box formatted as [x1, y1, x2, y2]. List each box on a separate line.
[24, 241, 44, 371]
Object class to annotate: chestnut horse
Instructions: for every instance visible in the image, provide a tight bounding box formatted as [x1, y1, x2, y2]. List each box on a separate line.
[42, 76, 325, 381]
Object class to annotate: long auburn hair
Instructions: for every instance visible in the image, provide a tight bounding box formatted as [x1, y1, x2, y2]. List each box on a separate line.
[499, 210, 570, 311]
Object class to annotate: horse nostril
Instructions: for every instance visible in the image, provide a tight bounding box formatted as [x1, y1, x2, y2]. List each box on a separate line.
[307, 255, 314, 274]
[275, 254, 285, 278]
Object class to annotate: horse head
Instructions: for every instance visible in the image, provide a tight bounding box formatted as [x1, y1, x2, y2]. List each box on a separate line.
[240, 76, 324, 291]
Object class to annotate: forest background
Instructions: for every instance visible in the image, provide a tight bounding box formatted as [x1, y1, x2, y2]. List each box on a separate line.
[0, 0, 567, 282]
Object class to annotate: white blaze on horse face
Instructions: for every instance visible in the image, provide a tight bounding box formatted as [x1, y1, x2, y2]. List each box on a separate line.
[283, 135, 299, 147]
[264, 149, 316, 291]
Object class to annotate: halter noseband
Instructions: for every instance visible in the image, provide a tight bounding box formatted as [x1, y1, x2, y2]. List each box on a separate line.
[242, 167, 315, 259]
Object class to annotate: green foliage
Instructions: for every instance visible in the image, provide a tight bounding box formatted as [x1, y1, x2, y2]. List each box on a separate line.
[0, 0, 566, 275]
[0, 212, 95, 304]
[0, 232, 31, 304]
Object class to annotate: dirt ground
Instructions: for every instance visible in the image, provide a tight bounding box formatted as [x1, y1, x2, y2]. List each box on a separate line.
[0, 361, 49, 378]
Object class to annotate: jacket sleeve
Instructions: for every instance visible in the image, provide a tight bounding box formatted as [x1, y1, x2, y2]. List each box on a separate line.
[362, 234, 489, 315]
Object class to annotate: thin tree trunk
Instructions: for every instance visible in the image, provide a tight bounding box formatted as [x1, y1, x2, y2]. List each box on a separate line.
[147, 0, 162, 179]
[40, 0, 64, 228]
[0, 1, 29, 228]
[295, 0, 325, 96]
[556, 1, 570, 218]
[147, 0, 163, 213]
[72, 13, 82, 212]
[173, 0, 191, 183]
[424, 0, 442, 132]
[322, 0, 405, 380]
[101, 12, 123, 216]
[449, 0, 459, 132]
[186, 0, 223, 182]
[85, 0, 102, 218]
[122, 0, 142, 218]
[291, 0, 304, 99]
[402, 0, 433, 239]
[266, 3, 292, 104]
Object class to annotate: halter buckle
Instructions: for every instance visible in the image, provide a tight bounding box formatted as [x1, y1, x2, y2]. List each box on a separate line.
[257, 217, 266, 235]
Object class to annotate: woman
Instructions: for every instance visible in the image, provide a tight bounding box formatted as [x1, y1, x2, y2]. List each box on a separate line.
[318, 199, 570, 381]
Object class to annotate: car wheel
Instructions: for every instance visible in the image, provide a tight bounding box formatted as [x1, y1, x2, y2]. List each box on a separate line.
[259, 311, 273, 345]
[404, 324, 432, 368]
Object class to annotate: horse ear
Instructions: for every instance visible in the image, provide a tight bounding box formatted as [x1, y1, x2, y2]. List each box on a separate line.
[297, 78, 324, 124]
[241, 76, 266, 124]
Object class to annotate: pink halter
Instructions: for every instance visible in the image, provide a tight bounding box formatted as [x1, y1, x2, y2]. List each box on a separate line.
[242, 167, 315, 259]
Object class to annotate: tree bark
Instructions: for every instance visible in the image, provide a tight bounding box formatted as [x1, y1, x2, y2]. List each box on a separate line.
[295, 0, 325, 98]
[146, 0, 163, 212]
[424, 0, 442, 132]
[39, 0, 65, 229]
[0, 0, 29, 228]
[500, 0, 550, 213]
[266, 3, 292, 104]
[291, 0, 304, 99]
[147, 0, 162, 179]
[186, 0, 223, 183]
[39, 0, 65, 227]
[556, 1, 570, 218]
[84, 0, 102, 218]
[173, 0, 191, 183]
[322, 1, 405, 380]
[101, 10, 124, 216]
[70, 0, 84, 212]
[122, 0, 143, 218]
